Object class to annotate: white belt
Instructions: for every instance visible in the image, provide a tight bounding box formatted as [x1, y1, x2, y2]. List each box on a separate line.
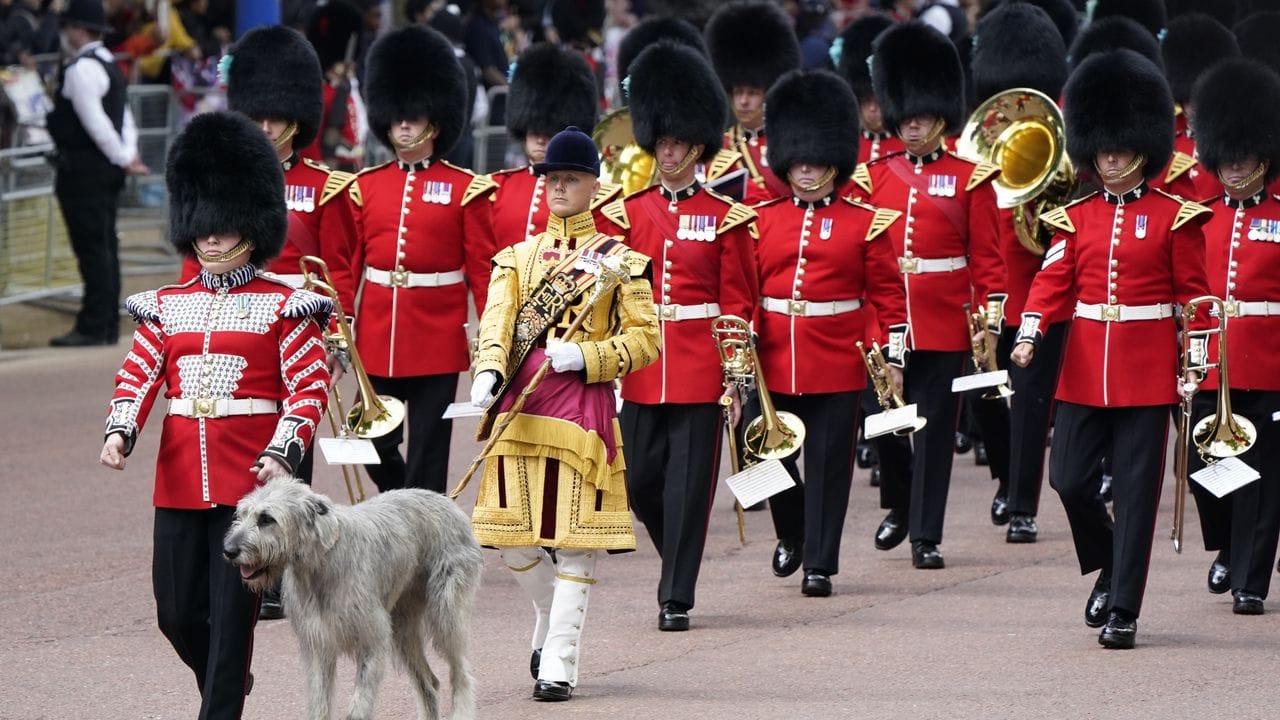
[1223, 300, 1280, 318]
[655, 302, 721, 321]
[898, 255, 967, 274]
[268, 273, 306, 288]
[762, 297, 863, 317]
[364, 266, 465, 288]
[168, 398, 279, 418]
[1075, 301, 1174, 322]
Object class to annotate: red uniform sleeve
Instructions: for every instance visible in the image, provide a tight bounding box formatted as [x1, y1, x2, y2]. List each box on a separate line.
[966, 180, 1007, 306]
[1020, 231, 1076, 341]
[865, 229, 907, 341]
[318, 192, 359, 315]
[105, 316, 168, 455]
[261, 313, 331, 472]
[349, 181, 367, 296]
[1172, 219, 1213, 331]
[719, 223, 758, 319]
[464, 193, 497, 317]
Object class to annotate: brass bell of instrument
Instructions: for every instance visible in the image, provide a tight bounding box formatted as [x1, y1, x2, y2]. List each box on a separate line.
[712, 315, 805, 461]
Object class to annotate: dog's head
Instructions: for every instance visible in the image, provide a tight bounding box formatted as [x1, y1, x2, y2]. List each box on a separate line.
[222, 477, 335, 592]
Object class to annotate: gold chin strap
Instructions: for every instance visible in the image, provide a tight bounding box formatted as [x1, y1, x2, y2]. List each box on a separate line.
[1094, 154, 1146, 181]
[788, 166, 837, 193]
[1219, 161, 1269, 193]
[897, 119, 948, 150]
[388, 124, 438, 151]
[271, 121, 298, 150]
[192, 238, 254, 264]
[659, 145, 700, 178]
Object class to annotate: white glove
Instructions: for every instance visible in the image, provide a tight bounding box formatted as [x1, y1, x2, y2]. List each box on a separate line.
[470, 370, 499, 408]
[546, 339, 586, 373]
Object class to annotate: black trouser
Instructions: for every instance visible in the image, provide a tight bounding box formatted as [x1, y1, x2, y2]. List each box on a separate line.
[55, 156, 125, 341]
[889, 350, 968, 545]
[621, 401, 722, 610]
[1189, 389, 1280, 598]
[767, 391, 860, 575]
[1003, 322, 1067, 515]
[1050, 402, 1169, 617]
[863, 378, 915, 511]
[966, 381, 1011, 488]
[365, 373, 457, 494]
[153, 506, 258, 720]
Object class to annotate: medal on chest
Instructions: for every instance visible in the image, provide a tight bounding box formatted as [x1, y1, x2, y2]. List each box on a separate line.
[235, 295, 252, 319]
[1134, 214, 1148, 240]
[1247, 218, 1280, 242]
[927, 174, 957, 197]
[285, 184, 316, 213]
[422, 181, 454, 205]
[678, 214, 717, 242]
[819, 217, 834, 240]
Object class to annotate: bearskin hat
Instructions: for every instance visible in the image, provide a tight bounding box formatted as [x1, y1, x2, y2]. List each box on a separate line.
[1166, 0, 1240, 27]
[225, 26, 323, 151]
[1088, 0, 1166, 36]
[1162, 14, 1239, 105]
[1063, 49, 1173, 181]
[507, 44, 598, 142]
[364, 25, 468, 155]
[972, 3, 1069, 102]
[705, 2, 801, 93]
[1192, 58, 1280, 182]
[765, 69, 859, 187]
[1068, 16, 1162, 71]
[872, 21, 965, 135]
[835, 13, 894, 102]
[549, 0, 606, 47]
[628, 41, 727, 163]
[980, 0, 1081, 48]
[166, 112, 287, 266]
[306, 0, 363, 70]
[1235, 12, 1280, 75]
[616, 16, 707, 103]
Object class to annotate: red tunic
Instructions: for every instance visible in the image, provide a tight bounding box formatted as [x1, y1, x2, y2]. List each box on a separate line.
[857, 130, 905, 166]
[107, 267, 331, 509]
[753, 195, 907, 394]
[600, 184, 758, 404]
[487, 166, 622, 250]
[350, 159, 497, 377]
[858, 149, 1007, 351]
[1024, 185, 1212, 406]
[1200, 193, 1280, 391]
[1000, 206, 1073, 324]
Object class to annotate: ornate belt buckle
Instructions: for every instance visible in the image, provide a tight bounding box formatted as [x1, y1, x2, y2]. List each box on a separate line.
[1102, 304, 1121, 322]
[390, 270, 409, 288]
[660, 305, 676, 320]
[193, 397, 216, 418]
[789, 300, 807, 316]
[1223, 300, 1239, 318]
[898, 257, 919, 274]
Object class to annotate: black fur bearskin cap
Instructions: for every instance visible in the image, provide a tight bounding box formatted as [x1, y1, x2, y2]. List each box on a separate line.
[1063, 48, 1173, 181]
[1192, 58, 1280, 182]
[1089, 0, 1166, 37]
[616, 16, 707, 104]
[226, 26, 323, 151]
[972, 2, 1069, 102]
[872, 21, 965, 135]
[1069, 16, 1163, 71]
[1162, 13, 1239, 105]
[705, 2, 802, 93]
[628, 40, 727, 164]
[765, 69, 860, 188]
[507, 43, 599, 142]
[979, 0, 1081, 48]
[364, 25, 468, 155]
[835, 13, 894, 102]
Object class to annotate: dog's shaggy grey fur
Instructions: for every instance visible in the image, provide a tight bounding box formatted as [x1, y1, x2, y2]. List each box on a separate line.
[224, 480, 483, 720]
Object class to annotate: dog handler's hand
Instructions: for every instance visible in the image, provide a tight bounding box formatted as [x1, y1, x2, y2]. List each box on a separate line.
[100, 433, 127, 470]
[254, 456, 292, 482]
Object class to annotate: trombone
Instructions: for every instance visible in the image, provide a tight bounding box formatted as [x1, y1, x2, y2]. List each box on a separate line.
[857, 340, 925, 436]
[299, 256, 406, 503]
[966, 312, 1014, 400]
[1171, 296, 1257, 553]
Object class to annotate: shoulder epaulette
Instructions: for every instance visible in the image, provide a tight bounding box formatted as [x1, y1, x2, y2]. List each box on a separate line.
[717, 200, 757, 234]
[1164, 151, 1197, 184]
[592, 181, 623, 209]
[1038, 206, 1075, 234]
[348, 161, 393, 209]
[965, 160, 1001, 191]
[281, 288, 334, 321]
[842, 198, 902, 241]
[461, 173, 499, 206]
[706, 149, 743, 181]
[492, 244, 518, 269]
[318, 169, 358, 207]
[851, 163, 872, 194]
[623, 249, 652, 277]
[601, 197, 629, 230]
[124, 290, 161, 322]
[1152, 189, 1213, 229]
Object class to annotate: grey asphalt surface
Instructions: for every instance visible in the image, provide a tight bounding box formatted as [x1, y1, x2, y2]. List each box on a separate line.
[2, 342, 1278, 720]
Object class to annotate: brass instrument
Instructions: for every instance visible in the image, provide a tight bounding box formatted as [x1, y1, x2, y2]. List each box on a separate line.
[857, 341, 925, 436]
[300, 257, 406, 501]
[966, 312, 1014, 400]
[712, 315, 805, 461]
[957, 88, 1075, 256]
[1172, 296, 1257, 553]
[593, 108, 657, 196]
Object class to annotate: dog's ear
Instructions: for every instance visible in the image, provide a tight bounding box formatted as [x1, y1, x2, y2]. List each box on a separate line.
[306, 495, 331, 524]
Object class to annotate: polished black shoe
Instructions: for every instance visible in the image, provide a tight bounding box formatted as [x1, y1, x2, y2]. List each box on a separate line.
[990, 491, 1010, 526]
[772, 538, 803, 577]
[49, 330, 112, 347]
[1085, 572, 1110, 628]
[259, 586, 285, 620]
[530, 649, 541, 680]
[801, 572, 832, 597]
[1006, 515, 1038, 543]
[533, 679, 573, 701]
[1207, 556, 1231, 595]
[911, 541, 945, 569]
[954, 431, 972, 454]
[974, 442, 989, 466]
[1098, 612, 1136, 649]
[874, 509, 908, 551]
[856, 442, 873, 469]
[869, 465, 881, 487]
[1233, 591, 1264, 615]
[659, 603, 690, 631]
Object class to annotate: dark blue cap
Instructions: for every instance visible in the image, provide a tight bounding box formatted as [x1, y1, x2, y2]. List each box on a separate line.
[532, 126, 600, 176]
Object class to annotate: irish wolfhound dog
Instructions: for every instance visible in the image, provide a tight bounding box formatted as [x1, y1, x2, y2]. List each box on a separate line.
[223, 479, 483, 720]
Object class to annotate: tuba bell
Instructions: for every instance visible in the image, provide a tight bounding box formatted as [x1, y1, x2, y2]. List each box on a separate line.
[712, 315, 805, 461]
[593, 108, 657, 196]
[957, 88, 1075, 256]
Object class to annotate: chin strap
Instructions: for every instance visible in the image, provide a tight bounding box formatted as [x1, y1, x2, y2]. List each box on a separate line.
[788, 167, 837, 194]
[388, 123, 438, 152]
[192, 238, 254, 264]
[1094, 153, 1147, 182]
[659, 145, 700, 178]
[1219, 161, 1269, 193]
[271, 121, 298, 150]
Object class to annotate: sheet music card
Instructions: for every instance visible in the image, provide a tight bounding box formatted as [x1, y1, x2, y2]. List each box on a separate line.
[317, 437, 381, 465]
[725, 459, 796, 508]
[1191, 457, 1260, 499]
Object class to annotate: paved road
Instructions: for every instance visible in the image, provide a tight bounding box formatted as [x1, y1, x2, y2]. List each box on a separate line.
[1, 343, 1277, 719]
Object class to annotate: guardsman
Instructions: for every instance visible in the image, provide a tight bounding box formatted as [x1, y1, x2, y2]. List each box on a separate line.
[1160, 13, 1240, 201]
[754, 69, 907, 598]
[834, 13, 904, 167]
[704, 1, 801, 205]
[1184, 59, 1280, 616]
[600, 41, 758, 632]
[857, 21, 1006, 569]
[1011, 50, 1212, 649]
[965, 1, 1071, 543]
[100, 112, 331, 719]
[489, 43, 617, 251]
[351, 26, 497, 494]
[470, 127, 659, 702]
